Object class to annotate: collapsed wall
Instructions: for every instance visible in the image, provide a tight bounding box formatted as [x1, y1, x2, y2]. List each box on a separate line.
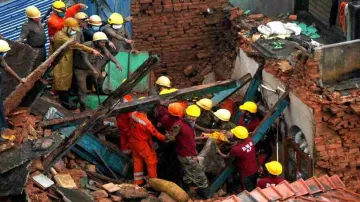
[131, 0, 236, 88]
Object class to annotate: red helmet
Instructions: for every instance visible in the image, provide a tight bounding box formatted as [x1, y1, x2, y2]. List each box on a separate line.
[123, 94, 133, 103]
[168, 102, 185, 117]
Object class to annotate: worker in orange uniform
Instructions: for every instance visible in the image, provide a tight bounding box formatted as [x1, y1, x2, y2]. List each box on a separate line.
[257, 161, 284, 188]
[129, 110, 167, 185]
[116, 94, 133, 155]
[218, 126, 259, 191]
[237, 101, 260, 133]
[48, 1, 87, 52]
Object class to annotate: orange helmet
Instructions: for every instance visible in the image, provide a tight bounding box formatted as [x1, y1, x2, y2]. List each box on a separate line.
[123, 94, 133, 103]
[168, 102, 185, 117]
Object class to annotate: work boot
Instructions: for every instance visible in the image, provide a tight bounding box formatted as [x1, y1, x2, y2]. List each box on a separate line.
[196, 187, 211, 199]
[80, 103, 86, 112]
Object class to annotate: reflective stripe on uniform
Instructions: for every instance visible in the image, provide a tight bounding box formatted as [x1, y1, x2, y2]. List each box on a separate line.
[131, 113, 147, 126]
[134, 172, 144, 176]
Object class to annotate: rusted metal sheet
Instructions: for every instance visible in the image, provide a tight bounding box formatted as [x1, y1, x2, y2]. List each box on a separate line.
[3, 37, 76, 116]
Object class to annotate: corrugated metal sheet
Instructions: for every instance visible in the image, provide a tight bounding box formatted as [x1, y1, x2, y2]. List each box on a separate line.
[0, 0, 53, 51]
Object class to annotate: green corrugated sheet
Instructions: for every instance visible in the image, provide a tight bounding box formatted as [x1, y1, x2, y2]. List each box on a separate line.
[102, 51, 150, 93]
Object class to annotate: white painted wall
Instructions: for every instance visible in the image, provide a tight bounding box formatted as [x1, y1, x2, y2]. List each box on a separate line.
[231, 49, 259, 96]
[234, 48, 316, 158]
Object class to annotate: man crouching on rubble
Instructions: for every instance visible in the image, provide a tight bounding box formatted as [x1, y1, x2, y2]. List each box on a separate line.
[167, 105, 210, 199]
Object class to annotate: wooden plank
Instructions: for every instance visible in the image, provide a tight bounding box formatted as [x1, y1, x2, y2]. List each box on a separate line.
[42, 55, 160, 172]
[4, 37, 76, 116]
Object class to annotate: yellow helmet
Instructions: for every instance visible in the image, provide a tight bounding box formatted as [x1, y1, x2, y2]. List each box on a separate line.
[155, 76, 171, 88]
[159, 88, 178, 95]
[196, 98, 213, 111]
[265, 161, 283, 176]
[108, 13, 124, 25]
[122, 78, 127, 83]
[93, 32, 108, 41]
[186, 105, 201, 118]
[214, 109, 231, 122]
[231, 126, 249, 139]
[239, 101, 258, 113]
[139, 97, 146, 100]
[88, 15, 102, 26]
[65, 17, 80, 31]
[52, 1, 66, 12]
[25, 6, 41, 18]
[75, 12, 88, 20]
[0, 40, 11, 53]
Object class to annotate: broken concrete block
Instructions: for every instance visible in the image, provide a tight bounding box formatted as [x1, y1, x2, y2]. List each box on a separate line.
[116, 184, 148, 199]
[29, 159, 44, 172]
[110, 195, 122, 202]
[32, 173, 54, 190]
[97, 198, 112, 202]
[248, 14, 264, 20]
[53, 174, 77, 189]
[158, 192, 177, 202]
[183, 65, 197, 77]
[102, 183, 120, 193]
[91, 189, 108, 199]
[68, 169, 87, 188]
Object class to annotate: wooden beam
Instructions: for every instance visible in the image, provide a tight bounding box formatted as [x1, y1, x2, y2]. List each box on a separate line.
[4, 37, 76, 116]
[42, 55, 160, 171]
[38, 111, 93, 128]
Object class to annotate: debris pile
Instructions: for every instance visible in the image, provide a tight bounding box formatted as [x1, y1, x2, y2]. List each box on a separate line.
[229, 11, 360, 192]
[131, 0, 238, 87]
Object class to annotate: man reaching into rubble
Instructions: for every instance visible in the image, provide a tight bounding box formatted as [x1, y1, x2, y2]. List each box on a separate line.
[213, 109, 237, 130]
[167, 105, 210, 199]
[0, 40, 26, 129]
[103, 13, 138, 54]
[129, 110, 167, 186]
[195, 98, 215, 132]
[237, 101, 260, 132]
[74, 31, 122, 112]
[52, 18, 102, 110]
[217, 126, 259, 192]
[151, 76, 172, 96]
[17, 6, 47, 70]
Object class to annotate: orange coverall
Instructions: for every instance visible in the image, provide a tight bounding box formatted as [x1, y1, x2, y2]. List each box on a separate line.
[47, 4, 82, 37]
[129, 111, 166, 185]
[116, 113, 131, 153]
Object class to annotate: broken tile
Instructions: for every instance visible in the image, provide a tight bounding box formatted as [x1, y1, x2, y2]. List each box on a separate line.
[249, 187, 270, 202]
[110, 195, 122, 202]
[317, 175, 335, 191]
[274, 180, 296, 200]
[53, 174, 77, 189]
[102, 183, 120, 193]
[291, 179, 311, 196]
[305, 177, 325, 194]
[261, 185, 283, 201]
[32, 173, 54, 190]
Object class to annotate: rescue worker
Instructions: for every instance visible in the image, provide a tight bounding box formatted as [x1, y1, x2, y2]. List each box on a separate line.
[237, 101, 260, 132]
[74, 12, 88, 30]
[103, 13, 136, 54]
[48, 1, 87, 53]
[218, 126, 259, 191]
[159, 102, 184, 132]
[257, 161, 284, 188]
[74, 32, 122, 112]
[116, 94, 133, 154]
[129, 110, 167, 186]
[153, 87, 178, 129]
[0, 40, 27, 129]
[17, 6, 47, 70]
[83, 15, 102, 42]
[195, 98, 215, 132]
[53, 18, 102, 110]
[48, 1, 87, 37]
[153, 76, 171, 95]
[213, 109, 236, 131]
[168, 105, 210, 199]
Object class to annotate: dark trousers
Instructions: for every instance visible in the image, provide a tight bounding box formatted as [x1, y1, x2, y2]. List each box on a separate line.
[0, 87, 7, 129]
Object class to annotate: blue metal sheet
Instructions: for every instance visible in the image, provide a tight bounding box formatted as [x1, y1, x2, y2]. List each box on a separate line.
[0, 0, 53, 53]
